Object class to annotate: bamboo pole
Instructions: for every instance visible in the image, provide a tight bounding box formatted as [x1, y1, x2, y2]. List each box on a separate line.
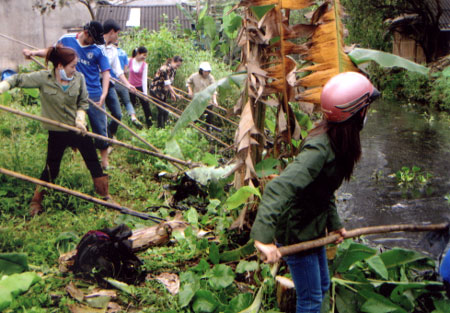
[119, 82, 231, 148]
[0, 105, 196, 167]
[0, 32, 38, 50]
[278, 223, 449, 257]
[173, 85, 230, 114]
[85, 97, 183, 170]
[0, 167, 166, 223]
[111, 78, 223, 133]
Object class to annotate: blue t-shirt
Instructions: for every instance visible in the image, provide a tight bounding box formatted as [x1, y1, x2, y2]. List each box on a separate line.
[441, 249, 450, 283]
[117, 48, 129, 70]
[58, 34, 110, 98]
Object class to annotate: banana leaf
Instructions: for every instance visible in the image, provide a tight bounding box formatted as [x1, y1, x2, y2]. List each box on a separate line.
[348, 48, 429, 76]
[171, 73, 246, 137]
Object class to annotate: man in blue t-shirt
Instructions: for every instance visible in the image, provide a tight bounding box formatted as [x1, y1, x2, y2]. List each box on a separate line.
[23, 21, 113, 169]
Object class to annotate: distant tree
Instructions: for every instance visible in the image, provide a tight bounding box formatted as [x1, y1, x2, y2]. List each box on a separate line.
[342, 0, 443, 62]
[32, 0, 97, 20]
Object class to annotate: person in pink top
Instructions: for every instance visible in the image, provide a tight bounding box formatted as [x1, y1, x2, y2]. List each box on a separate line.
[129, 46, 152, 127]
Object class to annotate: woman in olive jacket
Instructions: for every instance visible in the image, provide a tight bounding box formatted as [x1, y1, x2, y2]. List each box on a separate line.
[251, 72, 380, 313]
[0, 45, 112, 216]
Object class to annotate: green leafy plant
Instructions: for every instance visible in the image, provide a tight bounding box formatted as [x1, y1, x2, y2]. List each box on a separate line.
[392, 166, 432, 187]
[330, 240, 448, 312]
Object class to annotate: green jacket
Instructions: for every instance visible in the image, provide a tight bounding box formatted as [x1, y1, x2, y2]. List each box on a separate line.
[250, 133, 344, 246]
[6, 70, 89, 131]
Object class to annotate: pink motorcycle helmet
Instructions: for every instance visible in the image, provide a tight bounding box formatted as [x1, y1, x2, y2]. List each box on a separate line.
[321, 72, 380, 123]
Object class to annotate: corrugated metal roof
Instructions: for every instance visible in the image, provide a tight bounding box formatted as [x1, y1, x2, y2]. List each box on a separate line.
[96, 4, 193, 31]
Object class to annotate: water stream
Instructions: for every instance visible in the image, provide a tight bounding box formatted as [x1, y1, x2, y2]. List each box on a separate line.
[336, 99, 450, 258]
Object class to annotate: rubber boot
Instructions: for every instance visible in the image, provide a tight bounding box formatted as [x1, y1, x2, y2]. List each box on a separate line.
[30, 186, 46, 216]
[93, 175, 113, 202]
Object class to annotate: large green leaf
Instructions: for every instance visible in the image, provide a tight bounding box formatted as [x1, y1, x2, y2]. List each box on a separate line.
[164, 138, 184, 160]
[186, 164, 235, 186]
[203, 16, 217, 39]
[433, 299, 450, 313]
[359, 289, 407, 313]
[366, 255, 388, 280]
[171, 73, 246, 137]
[255, 158, 279, 178]
[335, 284, 360, 313]
[209, 243, 220, 265]
[228, 293, 253, 312]
[348, 48, 429, 75]
[235, 260, 258, 274]
[0, 253, 28, 275]
[379, 248, 427, 269]
[192, 290, 218, 313]
[0, 272, 41, 311]
[207, 264, 235, 290]
[336, 243, 376, 273]
[219, 240, 255, 262]
[225, 186, 261, 211]
[222, 5, 242, 40]
[179, 271, 201, 307]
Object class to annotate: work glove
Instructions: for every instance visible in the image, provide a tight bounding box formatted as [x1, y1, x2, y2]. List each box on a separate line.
[0, 81, 11, 94]
[75, 109, 87, 135]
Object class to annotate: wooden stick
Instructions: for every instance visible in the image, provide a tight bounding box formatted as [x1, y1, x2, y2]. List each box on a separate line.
[173, 85, 230, 114]
[0, 105, 196, 167]
[0, 32, 39, 50]
[118, 82, 231, 148]
[278, 223, 449, 257]
[111, 78, 223, 133]
[86, 97, 183, 170]
[0, 167, 165, 223]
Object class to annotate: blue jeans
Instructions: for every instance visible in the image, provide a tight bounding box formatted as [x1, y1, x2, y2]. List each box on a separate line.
[87, 94, 109, 150]
[105, 84, 122, 138]
[115, 82, 135, 116]
[285, 247, 330, 313]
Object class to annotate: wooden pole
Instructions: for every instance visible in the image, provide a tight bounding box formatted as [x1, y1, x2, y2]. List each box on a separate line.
[0, 105, 196, 167]
[111, 78, 223, 133]
[0, 167, 165, 223]
[173, 85, 230, 115]
[119, 82, 231, 148]
[278, 223, 449, 257]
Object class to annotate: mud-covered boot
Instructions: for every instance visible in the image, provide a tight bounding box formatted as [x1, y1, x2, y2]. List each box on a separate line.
[93, 175, 114, 202]
[30, 187, 46, 216]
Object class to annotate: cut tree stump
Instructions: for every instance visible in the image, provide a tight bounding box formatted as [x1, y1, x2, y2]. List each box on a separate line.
[276, 275, 296, 313]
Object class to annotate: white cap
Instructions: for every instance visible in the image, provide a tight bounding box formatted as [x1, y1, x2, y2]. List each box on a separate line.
[199, 62, 212, 71]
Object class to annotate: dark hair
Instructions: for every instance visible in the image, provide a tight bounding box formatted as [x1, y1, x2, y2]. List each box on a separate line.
[307, 111, 364, 181]
[103, 19, 121, 34]
[132, 46, 148, 58]
[45, 44, 77, 68]
[164, 56, 183, 66]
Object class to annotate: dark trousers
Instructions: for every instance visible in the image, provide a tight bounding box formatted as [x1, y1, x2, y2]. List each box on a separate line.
[130, 86, 152, 127]
[150, 90, 169, 128]
[40, 131, 104, 182]
[105, 83, 123, 138]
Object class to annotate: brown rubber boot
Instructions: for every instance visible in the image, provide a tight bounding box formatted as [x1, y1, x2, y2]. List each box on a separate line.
[30, 187, 46, 216]
[93, 175, 114, 202]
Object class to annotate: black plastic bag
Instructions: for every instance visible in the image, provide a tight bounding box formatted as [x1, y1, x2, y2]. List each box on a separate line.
[73, 224, 142, 283]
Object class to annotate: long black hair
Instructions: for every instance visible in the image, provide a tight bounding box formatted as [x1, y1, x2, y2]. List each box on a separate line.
[307, 111, 365, 181]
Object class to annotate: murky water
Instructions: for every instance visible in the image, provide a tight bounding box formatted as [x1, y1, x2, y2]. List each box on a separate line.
[336, 100, 450, 257]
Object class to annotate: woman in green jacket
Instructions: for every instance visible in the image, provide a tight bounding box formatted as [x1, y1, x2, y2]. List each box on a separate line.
[0, 45, 112, 216]
[250, 72, 380, 313]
